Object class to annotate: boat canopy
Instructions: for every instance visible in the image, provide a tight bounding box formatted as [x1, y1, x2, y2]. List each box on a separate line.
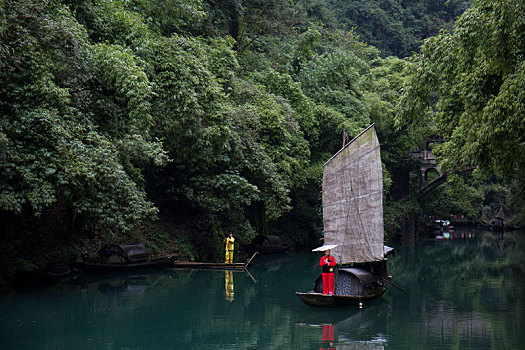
[338, 268, 377, 286]
[322, 125, 385, 264]
[97, 243, 149, 263]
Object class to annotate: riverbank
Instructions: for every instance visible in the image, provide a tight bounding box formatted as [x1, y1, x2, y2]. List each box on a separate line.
[0, 220, 195, 291]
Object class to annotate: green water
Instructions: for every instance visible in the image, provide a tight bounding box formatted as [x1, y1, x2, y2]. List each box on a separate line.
[1, 225, 524, 349]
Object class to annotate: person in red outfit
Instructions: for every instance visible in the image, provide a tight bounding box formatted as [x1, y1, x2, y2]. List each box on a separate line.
[319, 250, 336, 295]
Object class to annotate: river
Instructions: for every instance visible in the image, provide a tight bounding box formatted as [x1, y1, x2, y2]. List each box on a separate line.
[0, 225, 523, 349]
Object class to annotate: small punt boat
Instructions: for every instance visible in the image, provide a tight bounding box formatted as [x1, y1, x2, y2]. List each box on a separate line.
[296, 125, 395, 307]
[172, 252, 258, 271]
[75, 243, 177, 274]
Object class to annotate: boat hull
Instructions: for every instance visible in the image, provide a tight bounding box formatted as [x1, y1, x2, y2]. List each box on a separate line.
[295, 289, 387, 307]
[296, 266, 389, 307]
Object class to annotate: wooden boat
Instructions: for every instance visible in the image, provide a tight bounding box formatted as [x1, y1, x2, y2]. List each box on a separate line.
[172, 252, 258, 271]
[75, 243, 177, 274]
[296, 125, 395, 307]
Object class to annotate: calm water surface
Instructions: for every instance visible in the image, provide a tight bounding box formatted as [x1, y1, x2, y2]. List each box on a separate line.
[1, 225, 524, 349]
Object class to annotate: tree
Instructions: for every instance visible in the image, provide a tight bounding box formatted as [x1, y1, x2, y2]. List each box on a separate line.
[0, 0, 166, 234]
[327, 0, 467, 57]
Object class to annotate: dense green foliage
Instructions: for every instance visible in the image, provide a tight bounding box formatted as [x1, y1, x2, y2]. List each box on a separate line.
[0, 0, 413, 270]
[0, 0, 522, 279]
[327, 0, 468, 57]
[397, 0, 525, 227]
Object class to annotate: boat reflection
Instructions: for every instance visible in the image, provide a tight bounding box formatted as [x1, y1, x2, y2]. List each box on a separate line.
[97, 277, 149, 296]
[297, 300, 390, 349]
[313, 322, 386, 350]
[68, 270, 176, 298]
[434, 223, 519, 242]
[435, 223, 477, 240]
[67, 266, 256, 305]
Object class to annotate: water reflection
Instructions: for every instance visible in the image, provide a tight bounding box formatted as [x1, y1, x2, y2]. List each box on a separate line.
[224, 271, 234, 302]
[0, 226, 523, 349]
[435, 220, 478, 240]
[96, 275, 151, 297]
[390, 225, 525, 349]
[294, 297, 391, 349]
[435, 221, 512, 242]
[320, 324, 335, 349]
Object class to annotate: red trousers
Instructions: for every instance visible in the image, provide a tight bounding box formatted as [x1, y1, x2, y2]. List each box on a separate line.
[322, 324, 334, 342]
[322, 273, 334, 295]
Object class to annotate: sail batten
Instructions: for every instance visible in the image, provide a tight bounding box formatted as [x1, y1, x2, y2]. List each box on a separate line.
[322, 125, 384, 264]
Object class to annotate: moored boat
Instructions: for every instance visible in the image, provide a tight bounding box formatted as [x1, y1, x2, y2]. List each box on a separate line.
[75, 243, 177, 274]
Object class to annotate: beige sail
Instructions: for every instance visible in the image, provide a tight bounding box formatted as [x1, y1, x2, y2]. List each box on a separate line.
[322, 124, 384, 264]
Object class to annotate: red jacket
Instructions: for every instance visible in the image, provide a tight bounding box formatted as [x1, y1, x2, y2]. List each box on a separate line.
[319, 255, 336, 273]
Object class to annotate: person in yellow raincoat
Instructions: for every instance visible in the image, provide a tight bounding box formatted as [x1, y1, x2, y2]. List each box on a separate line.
[224, 232, 235, 263]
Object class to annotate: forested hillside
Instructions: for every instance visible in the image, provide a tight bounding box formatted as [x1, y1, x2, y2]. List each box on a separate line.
[396, 0, 525, 228]
[1, 0, 523, 283]
[328, 0, 468, 57]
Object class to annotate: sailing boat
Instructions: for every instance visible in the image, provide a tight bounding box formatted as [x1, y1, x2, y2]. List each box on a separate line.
[296, 124, 395, 307]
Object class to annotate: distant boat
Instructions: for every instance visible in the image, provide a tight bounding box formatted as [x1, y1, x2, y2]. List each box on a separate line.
[242, 235, 292, 254]
[75, 243, 177, 274]
[296, 125, 395, 307]
[479, 203, 517, 229]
